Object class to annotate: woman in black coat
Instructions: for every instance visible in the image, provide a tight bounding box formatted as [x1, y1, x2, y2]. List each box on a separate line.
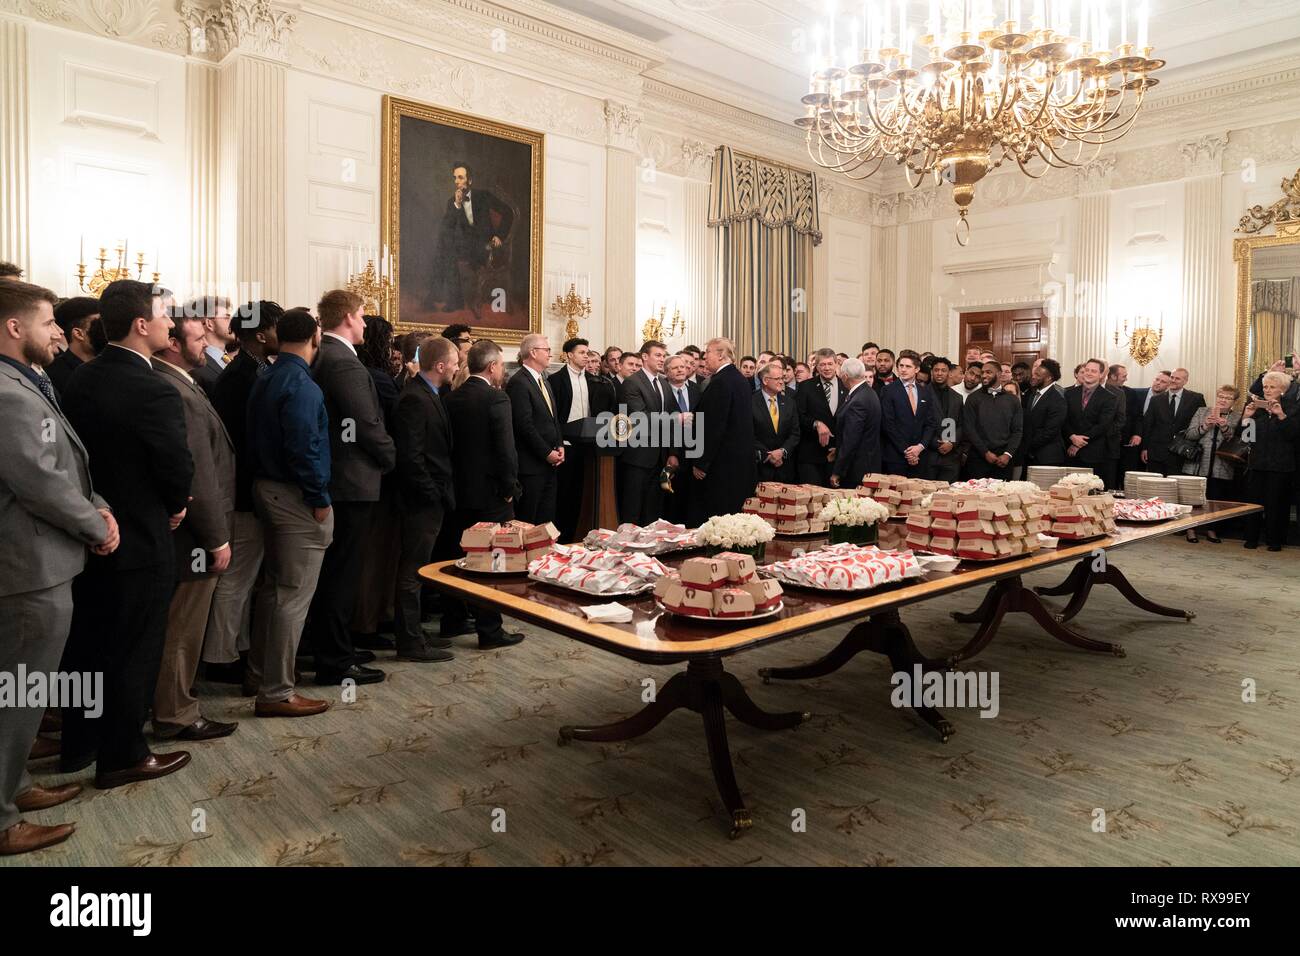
[1242, 371, 1300, 552]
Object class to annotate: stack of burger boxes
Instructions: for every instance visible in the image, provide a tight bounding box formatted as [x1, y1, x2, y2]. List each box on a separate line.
[654, 554, 783, 618]
[858, 475, 949, 517]
[1047, 481, 1117, 539]
[460, 520, 560, 571]
[743, 482, 836, 534]
[903, 488, 1051, 560]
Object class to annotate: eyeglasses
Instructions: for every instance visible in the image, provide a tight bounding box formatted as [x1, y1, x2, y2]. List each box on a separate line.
[532, 345, 552, 353]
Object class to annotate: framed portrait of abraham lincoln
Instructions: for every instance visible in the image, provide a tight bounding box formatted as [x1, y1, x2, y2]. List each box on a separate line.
[382, 94, 543, 344]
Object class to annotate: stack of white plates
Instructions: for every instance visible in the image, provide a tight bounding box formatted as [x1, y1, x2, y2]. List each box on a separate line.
[1028, 465, 1096, 490]
[1123, 471, 1161, 498]
[1175, 475, 1208, 506]
[1134, 476, 1180, 502]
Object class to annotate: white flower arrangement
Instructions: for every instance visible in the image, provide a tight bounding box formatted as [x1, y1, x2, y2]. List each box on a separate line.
[1002, 481, 1043, 496]
[1059, 472, 1105, 491]
[819, 495, 891, 527]
[698, 513, 776, 548]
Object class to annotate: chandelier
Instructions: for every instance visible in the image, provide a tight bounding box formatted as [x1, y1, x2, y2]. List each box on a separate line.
[798, 0, 1162, 243]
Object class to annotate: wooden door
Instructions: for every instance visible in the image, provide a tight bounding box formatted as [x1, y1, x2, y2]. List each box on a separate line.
[959, 308, 1048, 367]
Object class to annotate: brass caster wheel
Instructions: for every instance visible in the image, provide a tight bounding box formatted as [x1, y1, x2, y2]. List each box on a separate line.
[758, 668, 772, 684]
[799, 711, 812, 723]
[556, 728, 573, 747]
[1184, 610, 1196, 621]
[728, 810, 753, 839]
[1111, 645, 1127, 658]
[1053, 612, 1066, 624]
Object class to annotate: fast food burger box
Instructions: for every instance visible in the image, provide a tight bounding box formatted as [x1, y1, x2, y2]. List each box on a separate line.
[952, 496, 980, 520]
[776, 502, 809, 518]
[757, 482, 782, 502]
[461, 551, 495, 571]
[652, 574, 678, 600]
[860, 474, 885, 490]
[1050, 484, 1084, 500]
[778, 487, 811, 506]
[906, 531, 932, 550]
[1007, 508, 1027, 523]
[905, 513, 933, 532]
[742, 578, 783, 610]
[460, 522, 498, 552]
[526, 544, 554, 564]
[928, 534, 957, 555]
[808, 518, 829, 534]
[712, 587, 757, 618]
[489, 526, 527, 552]
[957, 538, 997, 558]
[930, 516, 958, 533]
[757, 500, 779, 516]
[992, 519, 1012, 536]
[742, 497, 763, 514]
[777, 519, 810, 534]
[663, 583, 714, 617]
[679, 557, 728, 590]
[929, 494, 955, 518]
[956, 518, 997, 538]
[993, 538, 1014, 556]
[714, 551, 757, 583]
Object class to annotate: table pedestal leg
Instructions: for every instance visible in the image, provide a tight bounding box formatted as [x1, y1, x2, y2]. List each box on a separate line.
[950, 576, 1126, 659]
[1034, 557, 1196, 623]
[758, 610, 954, 742]
[557, 658, 809, 838]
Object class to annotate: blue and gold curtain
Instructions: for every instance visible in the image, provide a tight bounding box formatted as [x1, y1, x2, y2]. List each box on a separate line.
[708, 146, 821, 359]
[1250, 277, 1300, 385]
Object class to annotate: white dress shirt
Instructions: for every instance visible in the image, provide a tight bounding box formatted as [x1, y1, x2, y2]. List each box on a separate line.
[566, 365, 588, 422]
[323, 331, 357, 356]
[106, 342, 154, 367]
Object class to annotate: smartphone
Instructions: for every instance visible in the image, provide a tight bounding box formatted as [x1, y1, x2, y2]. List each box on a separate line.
[1286, 353, 1295, 369]
[414, 345, 420, 366]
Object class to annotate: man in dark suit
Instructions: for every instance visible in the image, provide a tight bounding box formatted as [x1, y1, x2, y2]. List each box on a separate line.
[150, 309, 238, 741]
[60, 280, 194, 788]
[203, 301, 280, 686]
[307, 290, 396, 686]
[432, 161, 515, 313]
[1119, 370, 1165, 480]
[506, 333, 563, 524]
[663, 353, 701, 524]
[829, 358, 882, 488]
[964, 361, 1024, 479]
[47, 297, 99, 396]
[924, 357, 964, 481]
[1139, 367, 1205, 476]
[881, 350, 938, 477]
[1023, 358, 1067, 466]
[619, 340, 674, 525]
[441, 340, 523, 648]
[187, 296, 234, 395]
[690, 337, 756, 524]
[1063, 358, 1120, 476]
[0, 281, 118, 854]
[753, 361, 800, 482]
[796, 348, 849, 486]
[392, 336, 459, 662]
[549, 337, 615, 540]
[872, 348, 897, 393]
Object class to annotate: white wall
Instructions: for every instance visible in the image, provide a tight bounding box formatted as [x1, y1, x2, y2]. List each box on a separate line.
[25, 23, 188, 297]
[819, 213, 870, 354]
[635, 168, 686, 350]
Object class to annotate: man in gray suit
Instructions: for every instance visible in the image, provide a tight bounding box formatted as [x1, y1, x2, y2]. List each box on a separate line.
[0, 281, 119, 855]
[151, 310, 238, 741]
[307, 290, 396, 685]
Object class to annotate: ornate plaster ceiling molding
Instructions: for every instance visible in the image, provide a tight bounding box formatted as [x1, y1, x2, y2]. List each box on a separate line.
[1180, 133, 1230, 178]
[604, 99, 643, 151]
[0, 0, 188, 50]
[179, 0, 296, 60]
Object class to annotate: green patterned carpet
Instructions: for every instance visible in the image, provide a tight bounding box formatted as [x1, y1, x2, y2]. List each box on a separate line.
[9, 538, 1299, 867]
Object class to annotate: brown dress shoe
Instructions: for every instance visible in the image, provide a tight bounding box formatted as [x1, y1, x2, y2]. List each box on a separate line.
[254, 694, 330, 718]
[0, 820, 76, 855]
[94, 751, 191, 790]
[28, 736, 60, 761]
[15, 783, 83, 812]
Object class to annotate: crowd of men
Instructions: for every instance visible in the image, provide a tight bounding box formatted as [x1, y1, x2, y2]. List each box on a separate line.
[0, 256, 1292, 857]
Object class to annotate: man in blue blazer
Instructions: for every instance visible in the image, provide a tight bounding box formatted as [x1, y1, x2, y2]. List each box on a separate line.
[881, 350, 938, 477]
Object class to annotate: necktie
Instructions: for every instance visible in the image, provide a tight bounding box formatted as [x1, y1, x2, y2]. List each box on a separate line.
[1031, 389, 1041, 409]
[538, 373, 554, 417]
[651, 375, 662, 410]
[677, 386, 687, 412]
[823, 379, 832, 405]
[1082, 387, 1092, 409]
[907, 382, 917, 413]
[34, 373, 60, 411]
[1169, 392, 1178, 418]
[768, 395, 779, 431]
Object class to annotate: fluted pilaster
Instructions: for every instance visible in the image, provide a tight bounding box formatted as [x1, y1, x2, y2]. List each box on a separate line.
[604, 147, 637, 345]
[1180, 174, 1223, 391]
[220, 55, 286, 301]
[870, 225, 898, 344]
[1069, 191, 1110, 365]
[683, 177, 715, 341]
[187, 61, 220, 295]
[904, 219, 934, 349]
[1, 17, 30, 276]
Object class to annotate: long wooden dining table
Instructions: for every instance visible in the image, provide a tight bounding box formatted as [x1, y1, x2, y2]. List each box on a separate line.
[420, 501, 1259, 837]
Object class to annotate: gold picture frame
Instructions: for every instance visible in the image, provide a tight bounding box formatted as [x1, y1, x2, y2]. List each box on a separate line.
[1232, 166, 1300, 398]
[381, 94, 544, 345]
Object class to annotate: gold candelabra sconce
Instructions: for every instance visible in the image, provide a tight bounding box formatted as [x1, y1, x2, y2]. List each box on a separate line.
[550, 282, 592, 341]
[1115, 314, 1164, 367]
[75, 239, 161, 297]
[642, 303, 684, 343]
[346, 259, 393, 316]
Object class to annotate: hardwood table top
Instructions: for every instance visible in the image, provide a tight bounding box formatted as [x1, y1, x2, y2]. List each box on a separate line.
[419, 500, 1259, 665]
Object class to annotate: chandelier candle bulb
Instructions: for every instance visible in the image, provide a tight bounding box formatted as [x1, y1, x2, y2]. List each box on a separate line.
[1137, 0, 1148, 49]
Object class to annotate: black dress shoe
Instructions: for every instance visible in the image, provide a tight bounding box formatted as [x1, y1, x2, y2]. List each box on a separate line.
[440, 623, 474, 640]
[395, 644, 454, 663]
[202, 660, 246, 685]
[58, 750, 95, 774]
[353, 649, 377, 664]
[314, 664, 385, 686]
[424, 636, 454, 649]
[353, 633, 396, 651]
[95, 751, 191, 790]
[163, 717, 239, 741]
[1244, 541, 1258, 550]
[478, 631, 524, 650]
[1268, 545, 1283, 552]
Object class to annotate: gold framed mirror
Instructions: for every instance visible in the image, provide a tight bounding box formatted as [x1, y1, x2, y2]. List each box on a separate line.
[1234, 167, 1300, 397]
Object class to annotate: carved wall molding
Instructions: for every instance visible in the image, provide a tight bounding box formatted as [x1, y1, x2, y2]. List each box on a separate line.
[179, 0, 296, 61]
[604, 99, 642, 152]
[1076, 156, 1119, 194]
[1179, 133, 1229, 178]
[0, 0, 188, 50]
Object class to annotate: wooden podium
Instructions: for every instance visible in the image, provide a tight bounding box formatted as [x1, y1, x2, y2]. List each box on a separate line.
[574, 443, 619, 539]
